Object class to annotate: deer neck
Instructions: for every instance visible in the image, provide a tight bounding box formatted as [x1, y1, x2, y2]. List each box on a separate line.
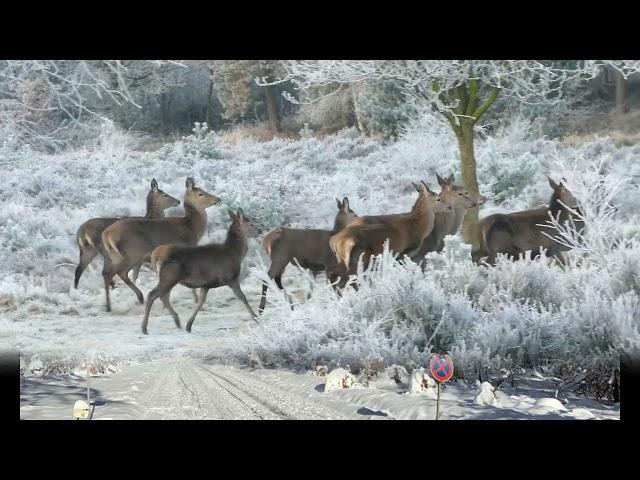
[412, 206, 436, 236]
[331, 217, 349, 234]
[448, 207, 467, 235]
[184, 203, 208, 241]
[145, 195, 166, 219]
[224, 227, 248, 259]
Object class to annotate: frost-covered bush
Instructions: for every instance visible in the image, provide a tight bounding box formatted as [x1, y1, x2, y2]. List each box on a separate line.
[354, 80, 418, 140]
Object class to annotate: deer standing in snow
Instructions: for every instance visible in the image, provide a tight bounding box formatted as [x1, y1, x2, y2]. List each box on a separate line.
[258, 197, 357, 313]
[142, 208, 261, 334]
[477, 177, 584, 265]
[101, 177, 220, 312]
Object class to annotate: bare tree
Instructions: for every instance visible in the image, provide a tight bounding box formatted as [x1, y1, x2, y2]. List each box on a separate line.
[0, 60, 187, 148]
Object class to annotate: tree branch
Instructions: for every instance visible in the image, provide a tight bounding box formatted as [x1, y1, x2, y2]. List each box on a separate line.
[472, 87, 500, 122]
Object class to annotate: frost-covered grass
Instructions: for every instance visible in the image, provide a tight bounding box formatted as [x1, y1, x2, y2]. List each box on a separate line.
[3, 114, 639, 399]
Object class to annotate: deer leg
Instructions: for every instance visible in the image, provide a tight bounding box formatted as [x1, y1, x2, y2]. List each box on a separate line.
[258, 282, 269, 314]
[228, 280, 258, 323]
[118, 265, 145, 305]
[259, 262, 287, 314]
[74, 245, 98, 289]
[160, 291, 181, 329]
[142, 262, 182, 334]
[274, 274, 294, 310]
[192, 289, 199, 303]
[142, 286, 160, 335]
[130, 263, 142, 284]
[102, 263, 116, 312]
[186, 287, 209, 333]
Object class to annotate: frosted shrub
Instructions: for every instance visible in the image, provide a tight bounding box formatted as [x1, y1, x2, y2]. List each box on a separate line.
[478, 139, 540, 204]
[93, 121, 142, 158]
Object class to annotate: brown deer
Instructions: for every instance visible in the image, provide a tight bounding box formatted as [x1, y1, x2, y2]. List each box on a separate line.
[411, 173, 487, 263]
[328, 181, 451, 281]
[258, 197, 358, 314]
[142, 208, 261, 334]
[74, 179, 180, 289]
[477, 177, 584, 265]
[101, 177, 220, 312]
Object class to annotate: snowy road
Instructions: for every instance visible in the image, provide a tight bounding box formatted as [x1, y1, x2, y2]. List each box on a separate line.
[20, 358, 357, 420]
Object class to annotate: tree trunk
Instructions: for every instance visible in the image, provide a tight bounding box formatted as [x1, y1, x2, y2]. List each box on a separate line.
[458, 122, 481, 251]
[351, 84, 366, 134]
[160, 92, 170, 136]
[264, 84, 280, 133]
[206, 80, 214, 128]
[615, 70, 629, 114]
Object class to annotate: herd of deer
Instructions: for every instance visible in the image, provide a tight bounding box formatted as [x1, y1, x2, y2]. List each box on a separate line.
[74, 174, 583, 334]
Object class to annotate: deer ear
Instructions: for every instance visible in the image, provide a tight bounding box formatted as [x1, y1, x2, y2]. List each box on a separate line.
[447, 173, 455, 183]
[421, 180, 432, 193]
[342, 197, 349, 210]
[548, 177, 559, 190]
[151, 179, 158, 191]
[237, 207, 245, 220]
[228, 209, 238, 222]
[186, 177, 195, 190]
[412, 182, 422, 193]
[436, 174, 445, 187]
[336, 198, 342, 209]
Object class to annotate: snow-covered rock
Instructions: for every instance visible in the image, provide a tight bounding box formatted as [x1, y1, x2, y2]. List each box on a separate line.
[527, 397, 568, 414]
[474, 382, 515, 407]
[325, 368, 359, 392]
[409, 368, 438, 398]
[474, 381, 497, 406]
[566, 408, 596, 419]
[386, 365, 409, 385]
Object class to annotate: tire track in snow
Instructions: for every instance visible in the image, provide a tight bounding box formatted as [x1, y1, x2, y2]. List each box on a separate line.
[198, 363, 350, 420]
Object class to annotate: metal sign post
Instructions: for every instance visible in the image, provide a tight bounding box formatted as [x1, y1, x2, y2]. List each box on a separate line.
[430, 353, 454, 421]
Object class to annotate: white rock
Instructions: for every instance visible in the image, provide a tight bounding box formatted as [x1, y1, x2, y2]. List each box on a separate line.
[409, 368, 438, 398]
[325, 368, 358, 392]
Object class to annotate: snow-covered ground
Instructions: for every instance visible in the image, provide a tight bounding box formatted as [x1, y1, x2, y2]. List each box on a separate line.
[20, 357, 618, 420]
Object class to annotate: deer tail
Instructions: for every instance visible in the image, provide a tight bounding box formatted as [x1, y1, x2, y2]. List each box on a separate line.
[330, 230, 355, 268]
[262, 228, 283, 255]
[102, 232, 124, 263]
[150, 246, 165, 275]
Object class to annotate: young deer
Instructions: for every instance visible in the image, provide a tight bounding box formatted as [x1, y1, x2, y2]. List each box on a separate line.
[258, 197, 357, 314]
[101, 177, 220, 312]
[411, 173, 487, 263]
[328, 181, 450, 280]
[74, 179, 180, 289]
[478, 177, 584, 265]
[142, 208, 261, 334]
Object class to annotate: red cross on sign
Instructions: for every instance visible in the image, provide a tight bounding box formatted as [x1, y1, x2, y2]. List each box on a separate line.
[430, 354, 454, 383]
